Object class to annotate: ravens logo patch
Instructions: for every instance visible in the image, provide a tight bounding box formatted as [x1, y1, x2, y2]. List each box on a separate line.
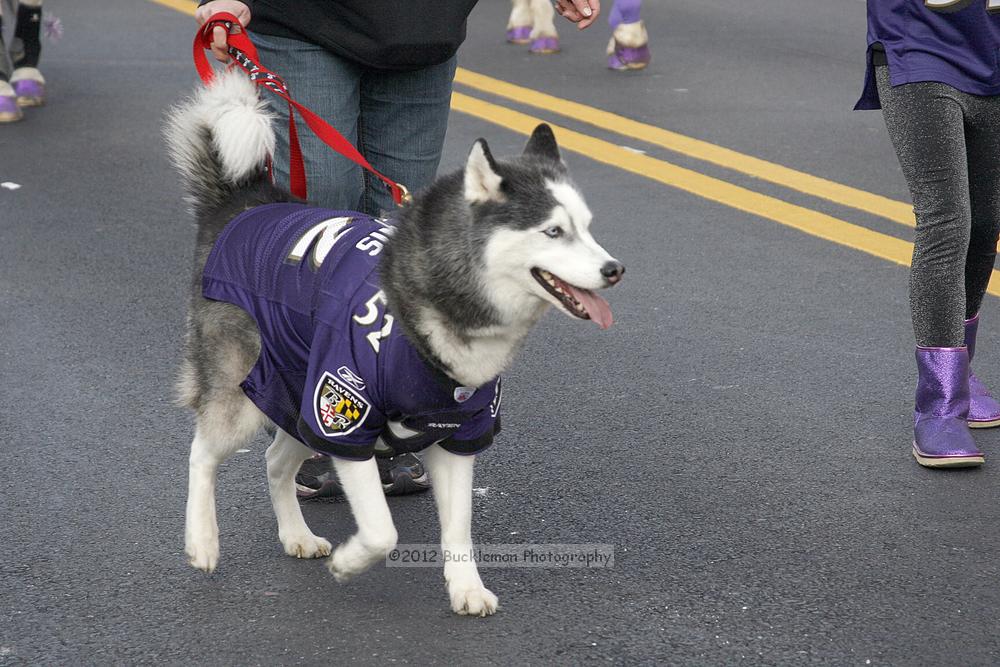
[313, 371, 371, 437]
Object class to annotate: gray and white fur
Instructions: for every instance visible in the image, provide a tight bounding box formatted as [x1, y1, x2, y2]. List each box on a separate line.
[165, 69, 623, 617]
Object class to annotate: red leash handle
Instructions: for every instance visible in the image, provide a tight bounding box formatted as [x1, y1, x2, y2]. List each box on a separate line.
[193, 13, 260, 84]
[193, 13, 411, 206]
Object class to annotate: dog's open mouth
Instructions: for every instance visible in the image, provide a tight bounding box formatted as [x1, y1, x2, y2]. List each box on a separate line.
[531, 268, 614, 329]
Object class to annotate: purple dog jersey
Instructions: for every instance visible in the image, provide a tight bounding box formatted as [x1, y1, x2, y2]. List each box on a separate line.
[202, 203, 502, 460]
[856, 0, 1000, 110]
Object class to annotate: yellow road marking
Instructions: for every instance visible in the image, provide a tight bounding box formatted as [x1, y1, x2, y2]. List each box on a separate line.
[451, 93, 1000, 295]
[148, 0, 1000, 294]
[454, 68, 916, 229]
[149, 0, 197, 16]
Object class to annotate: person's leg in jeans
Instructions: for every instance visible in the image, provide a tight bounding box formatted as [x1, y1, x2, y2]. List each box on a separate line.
[251, 33, 366, 210]
[336, 58, 459, 493]
[250, 45, 458, 495]
[357, 56, 457, 216]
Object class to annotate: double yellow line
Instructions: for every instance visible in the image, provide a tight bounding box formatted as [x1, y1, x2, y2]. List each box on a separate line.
[451, 90, 916, 268]
[150, 0, 1000, 295]
[461, 76, 1000, 293]
[455, 69, 916, 229]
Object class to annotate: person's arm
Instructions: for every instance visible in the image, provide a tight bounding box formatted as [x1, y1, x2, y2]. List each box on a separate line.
[554, 0, 602, 30]
[195, 0, 252, 63]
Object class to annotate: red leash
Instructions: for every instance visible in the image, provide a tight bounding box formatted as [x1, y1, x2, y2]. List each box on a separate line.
[193, 13, 411, 206]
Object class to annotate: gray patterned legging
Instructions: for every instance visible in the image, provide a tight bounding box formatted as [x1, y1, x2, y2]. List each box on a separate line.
[876, 64, 1000, 347]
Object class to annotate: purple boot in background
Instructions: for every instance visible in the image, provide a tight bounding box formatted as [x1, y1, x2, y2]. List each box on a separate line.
[912, 346, 984, 468]
[607, 0, 651, 70]
[0, 82, 22, 123]
[530, 35, 560, 54]
[964, 313, 1000, 428]
[11, 68, 45, 107]
[607, 22, 651, 70]
[506, 26, 531, 44]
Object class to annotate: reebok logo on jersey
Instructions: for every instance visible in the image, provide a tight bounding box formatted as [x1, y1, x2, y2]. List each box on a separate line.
[337, 365, 366, 391]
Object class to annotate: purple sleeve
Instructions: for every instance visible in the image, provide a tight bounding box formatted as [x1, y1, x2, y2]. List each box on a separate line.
[440, 377, 502, 456]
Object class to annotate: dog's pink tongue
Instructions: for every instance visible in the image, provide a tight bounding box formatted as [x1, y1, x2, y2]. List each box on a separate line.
[566, 285, 614, 329]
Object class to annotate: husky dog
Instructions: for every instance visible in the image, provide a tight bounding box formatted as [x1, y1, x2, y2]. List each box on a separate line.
[165, 69, 624, 617]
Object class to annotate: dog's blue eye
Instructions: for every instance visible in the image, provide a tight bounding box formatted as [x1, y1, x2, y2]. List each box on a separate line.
[543, 226, 564, 238]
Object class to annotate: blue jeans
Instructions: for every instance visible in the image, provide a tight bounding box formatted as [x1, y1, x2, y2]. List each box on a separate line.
[251, 33, 458, 215]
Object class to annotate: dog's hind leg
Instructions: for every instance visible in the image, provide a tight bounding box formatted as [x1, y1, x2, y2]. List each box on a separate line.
[423, 445, 498, 617]
[185, 394, 267, 572]
[266, 429, 332, 559]
[326, 458, 398, 581]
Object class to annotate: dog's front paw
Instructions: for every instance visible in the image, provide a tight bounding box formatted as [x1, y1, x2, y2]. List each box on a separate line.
[281, 532, 332, 559]
[185, 537, 219, 572]
[449, 583, 499, 617]
[327, 535, 391, 582]
[326, 545, 368, 582]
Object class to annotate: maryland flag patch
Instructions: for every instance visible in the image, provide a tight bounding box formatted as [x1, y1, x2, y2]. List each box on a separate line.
[313, 371, 371, 437]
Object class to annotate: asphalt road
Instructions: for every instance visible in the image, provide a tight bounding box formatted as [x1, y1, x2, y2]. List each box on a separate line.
[4, 0, 1000, 664]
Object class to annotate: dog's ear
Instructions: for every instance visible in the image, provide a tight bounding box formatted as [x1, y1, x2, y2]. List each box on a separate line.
[523, 123, 561, 163]
[464, 139, 504, 204]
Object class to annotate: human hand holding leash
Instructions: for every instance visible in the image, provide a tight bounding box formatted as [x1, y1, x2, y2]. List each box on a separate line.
[196, 0, 251, 63]
[554, 0, 601, 30]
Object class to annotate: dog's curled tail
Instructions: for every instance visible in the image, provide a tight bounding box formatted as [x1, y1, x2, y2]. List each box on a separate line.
[164, 69, 275, 214]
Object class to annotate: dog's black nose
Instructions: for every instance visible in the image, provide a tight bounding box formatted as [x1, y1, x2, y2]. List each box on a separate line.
[601, 260, 625, 285]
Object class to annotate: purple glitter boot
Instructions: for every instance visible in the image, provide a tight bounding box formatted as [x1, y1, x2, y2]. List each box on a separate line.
[607, 21, 651, 70]
[912, 346, 983, 468]
[11, 68, 45, 107]
[964, 313, 1000, 428]
[0, 81, 23, 123]
[506, 26, 532, 44]
[530, 35, 560, 54]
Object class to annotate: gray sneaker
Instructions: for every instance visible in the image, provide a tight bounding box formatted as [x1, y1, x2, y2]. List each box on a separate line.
[295, 452, 431, 499]
[378, 453, 431, 496]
